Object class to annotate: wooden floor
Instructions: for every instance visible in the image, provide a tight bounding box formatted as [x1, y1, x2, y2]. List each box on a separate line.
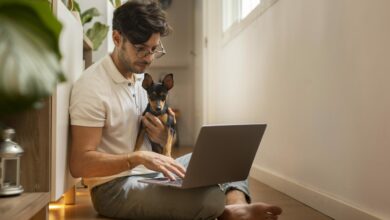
[49, 147, 333, 220]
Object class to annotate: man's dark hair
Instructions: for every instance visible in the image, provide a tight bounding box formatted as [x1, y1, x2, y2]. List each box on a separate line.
[112, 0, 171, 44]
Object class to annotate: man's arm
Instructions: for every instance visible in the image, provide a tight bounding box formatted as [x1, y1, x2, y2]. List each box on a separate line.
[70, 125, 186, 180]
[69, 125, 129, 178]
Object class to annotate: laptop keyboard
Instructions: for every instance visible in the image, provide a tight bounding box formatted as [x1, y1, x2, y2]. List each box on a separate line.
[167, 178, 183, 186]
[139, 177, 184, 187]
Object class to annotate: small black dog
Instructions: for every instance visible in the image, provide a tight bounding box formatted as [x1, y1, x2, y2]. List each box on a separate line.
[134, 73, 175, 157]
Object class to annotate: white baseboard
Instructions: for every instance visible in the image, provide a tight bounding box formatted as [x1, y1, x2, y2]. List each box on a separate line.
[250, 165, 380, 220]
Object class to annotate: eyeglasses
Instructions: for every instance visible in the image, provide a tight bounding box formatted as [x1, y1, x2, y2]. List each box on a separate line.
[132, 41, 166, 59]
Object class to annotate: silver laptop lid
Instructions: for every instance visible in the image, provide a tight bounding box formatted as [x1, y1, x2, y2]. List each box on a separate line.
[182, 124, 266, 188]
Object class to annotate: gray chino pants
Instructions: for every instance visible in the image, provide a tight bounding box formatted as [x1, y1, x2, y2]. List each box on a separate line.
[91, 153, 251, 220]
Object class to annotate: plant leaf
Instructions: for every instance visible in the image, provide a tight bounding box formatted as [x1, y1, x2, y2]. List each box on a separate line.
[115, 0, 121, 7]
[0, 0, 62, 58]
[81, 7, 100, 25]
[0, 0, 64, 115]
[73, 0, 81, 13]
[86, 22, 109, 51]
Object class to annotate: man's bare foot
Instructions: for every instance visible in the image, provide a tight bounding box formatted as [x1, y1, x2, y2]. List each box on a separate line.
[218, 202, 282, 220]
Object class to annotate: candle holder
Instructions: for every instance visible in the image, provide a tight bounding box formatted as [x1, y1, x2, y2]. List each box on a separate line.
[0, 128, 24, 196]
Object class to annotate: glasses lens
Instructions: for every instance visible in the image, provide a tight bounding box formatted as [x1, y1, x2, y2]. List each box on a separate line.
[137, 49, 149, 58]
[134, 43, 165, 58]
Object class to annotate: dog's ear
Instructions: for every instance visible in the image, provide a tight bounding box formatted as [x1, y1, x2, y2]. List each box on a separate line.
[162, 73, 174, 91]
[142, 73, 154, 90]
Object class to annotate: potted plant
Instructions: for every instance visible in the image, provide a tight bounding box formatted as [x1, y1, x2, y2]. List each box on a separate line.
[0, 0, 64, 124]
[73, 1, 109, 51]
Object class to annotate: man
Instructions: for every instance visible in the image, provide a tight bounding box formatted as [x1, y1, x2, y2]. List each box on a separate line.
[69, 1, 282, 219]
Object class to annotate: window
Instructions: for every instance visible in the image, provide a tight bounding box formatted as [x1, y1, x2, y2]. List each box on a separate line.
[222, 0, 240, 32]
[222, 0, 261, 32]
[222, 0, 278, 39]
[241, 0, 261, 19]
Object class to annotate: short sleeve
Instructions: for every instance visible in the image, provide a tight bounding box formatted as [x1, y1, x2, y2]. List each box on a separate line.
[69, 79, 106, 127]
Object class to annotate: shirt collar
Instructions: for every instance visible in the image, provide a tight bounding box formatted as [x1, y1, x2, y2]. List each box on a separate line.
[104, 54, 142, 85]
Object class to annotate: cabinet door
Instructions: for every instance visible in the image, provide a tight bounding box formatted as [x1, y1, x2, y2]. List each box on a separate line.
[51, 0, 83, 201]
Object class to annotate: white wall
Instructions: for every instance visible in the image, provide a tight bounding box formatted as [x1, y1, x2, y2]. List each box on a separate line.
[52, 1, 83, 201]
[202, 0, 390, 219]
[193, 0, 205, 139]
[150, 0, 195, 146]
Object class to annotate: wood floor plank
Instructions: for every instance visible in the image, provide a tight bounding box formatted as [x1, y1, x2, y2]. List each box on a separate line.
[49, 147, 332, 220]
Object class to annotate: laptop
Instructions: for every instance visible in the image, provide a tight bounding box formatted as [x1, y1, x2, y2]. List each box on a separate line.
[138, 124, 267, 189]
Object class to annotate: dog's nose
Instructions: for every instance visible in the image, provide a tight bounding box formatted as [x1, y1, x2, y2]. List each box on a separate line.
[156, 106, 162, 111]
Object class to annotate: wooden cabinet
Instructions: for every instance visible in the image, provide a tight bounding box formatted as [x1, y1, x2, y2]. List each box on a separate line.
[0, 192, 50, 220]
[0, 104, 51, 193]
[0, 1, 87, 219]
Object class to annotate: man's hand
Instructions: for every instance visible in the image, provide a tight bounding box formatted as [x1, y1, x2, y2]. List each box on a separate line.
[142, 108, 176, 146]
[129, 151, 185, 180]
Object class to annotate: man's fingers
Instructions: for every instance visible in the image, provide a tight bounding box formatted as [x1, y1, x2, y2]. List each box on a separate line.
[155, 155, 185, 179]
[159, 166, 176, 180]
[146, 126, 168, 146]
[142, 152, 186, 180]
[164, 157, 186, 178]
[145, 128, 159, 140]
[143, 115, 164, 136]
[161, 163, 184, 180]
[171, 162, 186, 177]
[166, 163, 185, 179]
[144, 112, 164, 128]
[167, 108, 177, 124]
[167, 108, 175, 116]
[142, 115, 156, 129]
[145, 128, 153, 137]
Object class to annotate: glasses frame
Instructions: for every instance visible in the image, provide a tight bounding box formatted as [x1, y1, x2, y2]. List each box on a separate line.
[132, 41, 166, 59]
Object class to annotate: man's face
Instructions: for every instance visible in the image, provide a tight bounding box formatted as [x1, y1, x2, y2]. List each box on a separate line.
[118, 33, 161, 73]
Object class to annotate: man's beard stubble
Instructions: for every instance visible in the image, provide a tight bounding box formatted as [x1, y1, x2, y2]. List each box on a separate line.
[119, 45, 150, 74]
[119, 46, 139, 74]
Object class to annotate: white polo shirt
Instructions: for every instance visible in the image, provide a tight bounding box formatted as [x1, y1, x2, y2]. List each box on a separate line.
[69, 54, 153, 189]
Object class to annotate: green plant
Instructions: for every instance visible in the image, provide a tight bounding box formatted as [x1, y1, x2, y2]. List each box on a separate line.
[109, 0, 122, 8]
[0, 0, 65, 115]
[73, 1, 109, 51]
